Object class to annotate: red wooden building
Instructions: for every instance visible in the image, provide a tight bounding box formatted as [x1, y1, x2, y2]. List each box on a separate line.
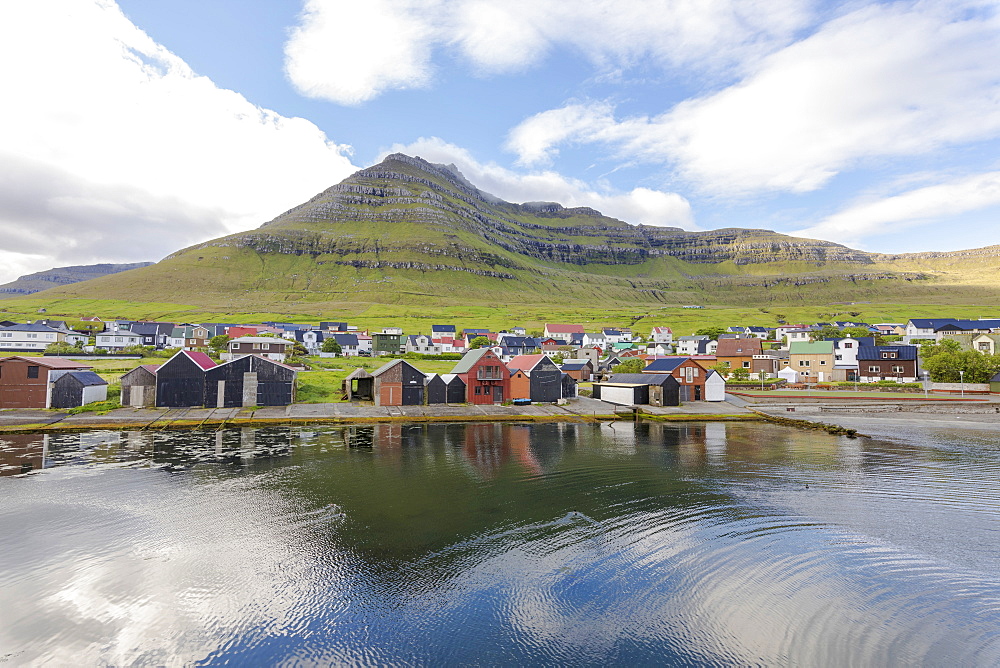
[452, 348, 510, 404]
[0, 356, 93, 408]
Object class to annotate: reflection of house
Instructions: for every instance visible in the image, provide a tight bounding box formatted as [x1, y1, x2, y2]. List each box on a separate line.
[0, 433, 47, 476]
[204, 355, 297, 407]
[120, 364, 160, 407]
[0, 356, 93, 408]
[371, 359, 425, 406]
[452, 348, 509, 404]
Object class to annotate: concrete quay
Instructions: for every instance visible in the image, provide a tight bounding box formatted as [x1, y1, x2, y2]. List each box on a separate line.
[0, 398, 758, 434]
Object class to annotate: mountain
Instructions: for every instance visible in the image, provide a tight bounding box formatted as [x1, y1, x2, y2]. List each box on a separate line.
[16, 154, 1000, 314]
[0, 262, 153, 298]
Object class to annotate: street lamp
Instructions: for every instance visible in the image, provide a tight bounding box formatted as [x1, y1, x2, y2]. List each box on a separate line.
[959, 369, 965, 398]
[920, 370, 930, 399]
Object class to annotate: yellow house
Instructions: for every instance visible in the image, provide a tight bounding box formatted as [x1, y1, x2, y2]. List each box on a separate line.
[788, 341, 835, 383]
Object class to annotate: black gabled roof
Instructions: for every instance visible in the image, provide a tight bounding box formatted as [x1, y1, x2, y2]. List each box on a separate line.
[606, 373, 677, 386]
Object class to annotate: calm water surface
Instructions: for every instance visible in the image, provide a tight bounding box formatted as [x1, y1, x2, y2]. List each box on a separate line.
[1, 421, 999, 666]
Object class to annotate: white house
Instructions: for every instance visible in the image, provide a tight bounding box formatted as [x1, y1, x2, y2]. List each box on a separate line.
[224, 336, 290, 362]
[0, 323, 66, 351]
[95, 330, 143, 351]
[582, 332, 607, 348]
[675, 335, 711, 356]
[649, 326, 673, 344]
[406, 334, 441, 354]
[704, 370, 727, 401]
[782, 328, 813, 347]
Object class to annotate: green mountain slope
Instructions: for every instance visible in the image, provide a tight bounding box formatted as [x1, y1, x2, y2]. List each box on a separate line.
[18, 153, 1000, 317]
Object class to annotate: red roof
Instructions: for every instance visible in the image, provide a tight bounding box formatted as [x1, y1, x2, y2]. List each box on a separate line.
[184, 351, 217, 370]
[0, 356, 92, 369]
[140, 364, 161, 373]
[507, 354, 547, 371]
[546, 324, 585, 334]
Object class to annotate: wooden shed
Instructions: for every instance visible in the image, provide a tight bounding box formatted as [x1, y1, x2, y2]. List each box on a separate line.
[425, 373, 447, 404]
[561, 372, 577, 399]
[342, 368, 374, 401]
[120, 364, 159, 407]
[507, 354, 563, 403]
[372, 359, 425, 406]
[49, 371, 108, 409]
[591, 382, 649, 406]
[611, 373, 680, 407]
[204, 354, 297, 408]
[0, 356, 92, 408]
[155, 350, 216, 407]
[442, 374, 466, 404]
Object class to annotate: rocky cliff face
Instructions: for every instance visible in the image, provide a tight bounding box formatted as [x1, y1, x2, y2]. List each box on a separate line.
[0, 262, 153, 297]
[176, 153, 872, 269]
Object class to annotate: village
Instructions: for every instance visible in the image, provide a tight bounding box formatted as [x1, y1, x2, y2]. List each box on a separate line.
[2, 314, 1000, 413]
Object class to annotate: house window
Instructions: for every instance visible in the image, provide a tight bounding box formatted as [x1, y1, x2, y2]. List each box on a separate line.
[819, 360, 826, 365]
[799, 360, 810, 367]
[475, 386, 482, 395]
[27, 366, 39, 379]
[115, 337, 123, 342]
[869, 366, 879, 373]
[27, 333, 37, 339]
[743, 361, 750, 368]
[891, 366, 905, 373]
[844, 343, 853, 348]
[262, 343, 269, 350]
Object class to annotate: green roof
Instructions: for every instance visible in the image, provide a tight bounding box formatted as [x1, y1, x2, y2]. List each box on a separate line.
[451, 347, 492, 374]
[789, 341, 834, 354]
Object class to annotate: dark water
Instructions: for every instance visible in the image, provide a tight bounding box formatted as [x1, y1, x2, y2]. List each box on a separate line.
[1, 421, 999, 666]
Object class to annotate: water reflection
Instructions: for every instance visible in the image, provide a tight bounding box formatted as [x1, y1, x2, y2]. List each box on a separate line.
[1, 421, 998, 665]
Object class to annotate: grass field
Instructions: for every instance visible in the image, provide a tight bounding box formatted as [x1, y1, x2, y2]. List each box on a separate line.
[4, 298, 998, 339]
[730, 390, 987, 400]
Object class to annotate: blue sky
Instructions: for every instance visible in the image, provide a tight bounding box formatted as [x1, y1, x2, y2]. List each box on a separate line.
[2, 0, 1000, 283]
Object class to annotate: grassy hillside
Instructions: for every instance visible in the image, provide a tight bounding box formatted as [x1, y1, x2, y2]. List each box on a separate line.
[7, 153, 1000, 326]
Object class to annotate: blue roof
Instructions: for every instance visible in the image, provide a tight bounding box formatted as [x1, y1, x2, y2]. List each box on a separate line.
[642, 358, 688, 372]
[431, 324, 456, 333]
[333, 333, 358, 346]
[856, 345, 919, 361]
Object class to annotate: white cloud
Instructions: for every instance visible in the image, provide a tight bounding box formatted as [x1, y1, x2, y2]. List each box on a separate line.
[285, 0, 815, 105]
[384, 137, 693, 227]
[0, 0, 358, 283]
[794, 171, 1000, 247]
[506, 2, 1000, 195]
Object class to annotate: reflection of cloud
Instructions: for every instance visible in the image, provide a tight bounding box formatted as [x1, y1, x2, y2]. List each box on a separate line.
[0, 472, 331, 665]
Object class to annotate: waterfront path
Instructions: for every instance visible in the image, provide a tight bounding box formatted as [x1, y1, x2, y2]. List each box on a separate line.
[0, 397, 757, 433]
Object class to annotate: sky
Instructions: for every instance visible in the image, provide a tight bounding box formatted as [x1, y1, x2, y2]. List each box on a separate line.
[2, 0, 1000, 284]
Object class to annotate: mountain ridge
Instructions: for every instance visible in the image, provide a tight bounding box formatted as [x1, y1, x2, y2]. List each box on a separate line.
[13, 153, 1000, 314]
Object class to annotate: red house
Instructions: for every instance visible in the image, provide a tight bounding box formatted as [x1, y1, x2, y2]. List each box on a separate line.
[452, 348, 510, 404]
